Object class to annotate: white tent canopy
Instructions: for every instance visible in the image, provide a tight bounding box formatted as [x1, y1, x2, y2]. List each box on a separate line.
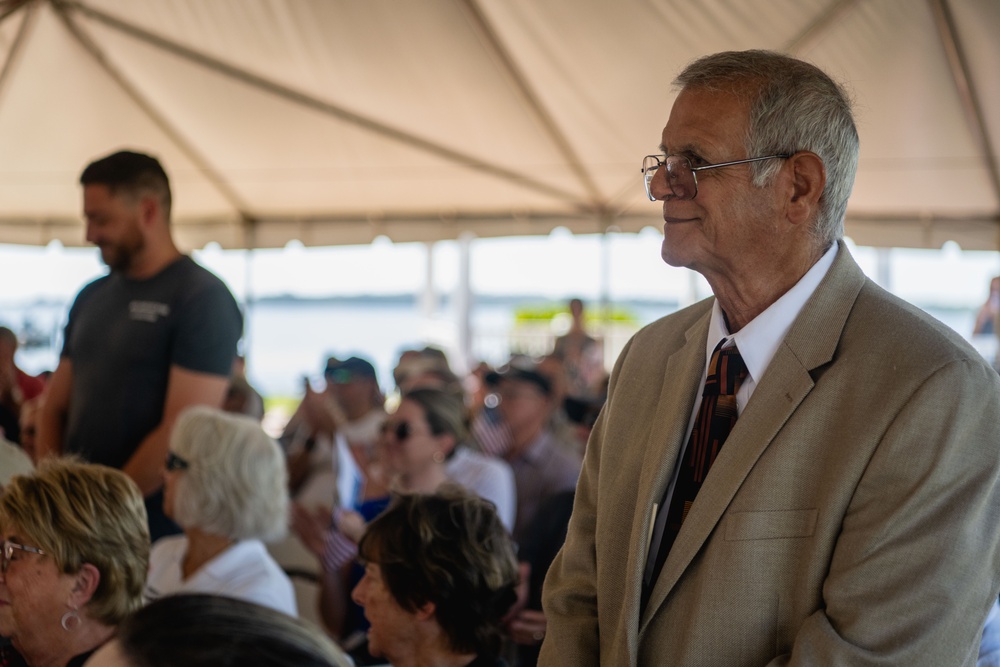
[0, 0, 997, 251]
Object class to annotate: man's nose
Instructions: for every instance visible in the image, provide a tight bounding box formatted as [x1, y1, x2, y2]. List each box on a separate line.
[648, 166, 672, 201]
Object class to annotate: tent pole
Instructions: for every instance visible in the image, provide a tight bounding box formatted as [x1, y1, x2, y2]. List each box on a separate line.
[456, 232, 475, 377]
[420, 241, 437, 319]
[600, 226, 612, 368]
[241, 223, 257, 381]
[876, 247, 892, 292]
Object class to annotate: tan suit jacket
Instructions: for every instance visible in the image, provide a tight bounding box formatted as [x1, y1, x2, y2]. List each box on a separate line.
[540, 243, 1000, 666]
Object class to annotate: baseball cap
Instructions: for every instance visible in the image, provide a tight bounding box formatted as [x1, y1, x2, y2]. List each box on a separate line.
[486, 365, 553, 396]
[324, 356, 377, 384]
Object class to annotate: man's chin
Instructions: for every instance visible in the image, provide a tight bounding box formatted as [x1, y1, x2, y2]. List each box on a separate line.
[99, 249, 126, 272]
[660, 241, 688, 269]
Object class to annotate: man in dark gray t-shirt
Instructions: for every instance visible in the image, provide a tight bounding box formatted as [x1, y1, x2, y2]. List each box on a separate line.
[38, 150, 242, 540]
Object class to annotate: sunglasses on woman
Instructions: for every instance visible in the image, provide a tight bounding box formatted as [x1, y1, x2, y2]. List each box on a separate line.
[165, 451, 190, 471]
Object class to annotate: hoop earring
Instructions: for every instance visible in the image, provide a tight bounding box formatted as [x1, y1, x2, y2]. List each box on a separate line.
[61, 610, 81, 632]
[432, 451, 445, 464]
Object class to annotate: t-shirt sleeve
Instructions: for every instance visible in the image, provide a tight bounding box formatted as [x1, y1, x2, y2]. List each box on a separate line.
[171, 277, 243, 376]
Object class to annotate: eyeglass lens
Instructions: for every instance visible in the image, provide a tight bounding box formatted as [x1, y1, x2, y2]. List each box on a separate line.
[643, 155, 697, 201]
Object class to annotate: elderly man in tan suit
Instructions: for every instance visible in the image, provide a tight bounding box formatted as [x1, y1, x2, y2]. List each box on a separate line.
[539, 50, 1000, 667]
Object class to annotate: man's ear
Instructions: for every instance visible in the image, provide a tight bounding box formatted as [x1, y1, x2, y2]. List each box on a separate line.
[68, 563, 101, 608]
[785, 151, 826, 226]
[138, 194, 161, 230]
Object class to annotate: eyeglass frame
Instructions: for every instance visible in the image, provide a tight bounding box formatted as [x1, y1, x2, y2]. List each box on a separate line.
[1, 539, 46, 572]
[381, 420, 415, 442]
[641, 153, 792, 202]
[165, 451, 190, 471]
[383, 419, 437, 442]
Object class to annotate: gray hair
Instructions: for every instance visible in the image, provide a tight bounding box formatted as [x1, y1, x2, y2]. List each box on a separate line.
[675, 50, 859, 248]
[170, 406, 288, 542]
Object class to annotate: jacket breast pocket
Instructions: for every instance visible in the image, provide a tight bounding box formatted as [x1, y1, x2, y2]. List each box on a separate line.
[724, 508, 817, 541]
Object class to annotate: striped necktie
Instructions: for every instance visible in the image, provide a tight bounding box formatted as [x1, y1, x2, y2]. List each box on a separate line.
[646, 339, 749, 592]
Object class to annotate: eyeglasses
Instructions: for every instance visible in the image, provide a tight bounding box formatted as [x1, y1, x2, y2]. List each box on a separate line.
[383, 420, 433, 442]
[384, 421, 413, 441]
[165, 451, 190, 471]
[641, 153, 792, 202]
[1, 539, 46, 573]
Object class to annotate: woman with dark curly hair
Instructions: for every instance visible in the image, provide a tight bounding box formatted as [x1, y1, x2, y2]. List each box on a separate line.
[351, 487, 518, 666]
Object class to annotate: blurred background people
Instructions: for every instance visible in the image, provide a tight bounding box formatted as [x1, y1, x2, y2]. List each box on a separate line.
[505, 489, 575, 667]
[146, 406, 295, 616]
[293, 386, 516, 654]
[392, 346, 463, 398]
[489, 365, 581, 544]
[973, 276, 1000, 336]
[504, 387, 605, 664]
[551, 299, 604, 400]
[0, 459, 149, 667]
[973, 276, 1000, 371]
[86, 594, 352, 667]
[0, 326, 45, 446]
[15, 398, 41, 463]
[0, 431, 32, 489]
[282, 356, 386, 511]
[351, 489, 518, 667]
[222, 356, 264, 421]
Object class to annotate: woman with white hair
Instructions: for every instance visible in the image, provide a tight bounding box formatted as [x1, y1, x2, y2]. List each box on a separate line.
[144, 406, 296, 616]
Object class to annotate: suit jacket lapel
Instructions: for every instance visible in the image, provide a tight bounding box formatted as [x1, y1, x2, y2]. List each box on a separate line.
[626, 310, 711, 645]
[639, 241, 867, 632]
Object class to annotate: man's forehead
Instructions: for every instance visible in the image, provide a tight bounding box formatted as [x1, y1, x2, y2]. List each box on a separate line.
[660, 87, 748, 156]
[82, 182, 114, 200]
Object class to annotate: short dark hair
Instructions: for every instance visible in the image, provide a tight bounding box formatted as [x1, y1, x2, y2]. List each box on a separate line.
[358, 488, 518, 656]
[114, 594, 351, 667]
[80, 150, 172, 217]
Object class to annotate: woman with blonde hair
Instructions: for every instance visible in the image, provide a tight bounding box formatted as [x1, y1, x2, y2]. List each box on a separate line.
[145, 406, 295, 615]
[0, 459, 149, 667]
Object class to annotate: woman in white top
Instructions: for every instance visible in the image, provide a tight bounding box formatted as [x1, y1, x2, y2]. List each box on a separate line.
[146, 406, 297, 616]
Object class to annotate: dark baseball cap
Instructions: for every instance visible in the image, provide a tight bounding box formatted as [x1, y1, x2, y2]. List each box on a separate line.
[324, 356, 377, 384]
[486, 366, 553, 396]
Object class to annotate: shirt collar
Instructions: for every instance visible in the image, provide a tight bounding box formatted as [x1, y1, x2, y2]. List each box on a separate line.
[707, 243, 838, 385]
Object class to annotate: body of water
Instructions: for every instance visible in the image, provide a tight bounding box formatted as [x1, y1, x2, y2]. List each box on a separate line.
[1, 296, 986, 400]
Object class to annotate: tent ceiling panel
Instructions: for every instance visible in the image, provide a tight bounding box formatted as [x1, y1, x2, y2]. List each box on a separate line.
[0, 4, 233, 218]
[803, 1, 998, 216]
[0, 0, 996, 251]
[950, 0, 1000, 200]
[85, 17, 591, 216]
[84, 0, 593, 197]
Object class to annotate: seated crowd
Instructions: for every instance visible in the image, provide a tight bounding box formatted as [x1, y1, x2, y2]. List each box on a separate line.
[283, 345, 603, 665]
[0, 332, 608, 667]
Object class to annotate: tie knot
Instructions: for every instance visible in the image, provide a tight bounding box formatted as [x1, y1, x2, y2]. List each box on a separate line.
[703, 342, 748, 397]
